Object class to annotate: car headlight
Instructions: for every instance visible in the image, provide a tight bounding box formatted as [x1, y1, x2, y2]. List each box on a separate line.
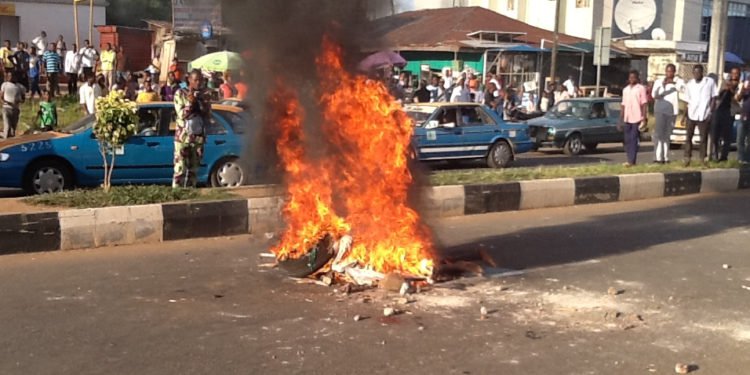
[0, 153, 9, 162]
[547, 127, 556, 135]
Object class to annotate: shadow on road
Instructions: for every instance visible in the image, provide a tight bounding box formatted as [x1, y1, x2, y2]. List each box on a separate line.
[441, 193, 750, 270]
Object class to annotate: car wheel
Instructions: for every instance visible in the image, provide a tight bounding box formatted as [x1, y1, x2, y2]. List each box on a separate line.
[563, 134, 583, 156]
[23, 159, 73, 195]
[487, 141, 513, 168]
[210, 158, 245, 188]
[583, 142, 598, 152]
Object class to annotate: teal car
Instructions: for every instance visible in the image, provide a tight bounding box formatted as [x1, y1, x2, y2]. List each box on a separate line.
[0, 103, 249, 195]
[405, 103, 535, 168]
[527, 98, 623, 155]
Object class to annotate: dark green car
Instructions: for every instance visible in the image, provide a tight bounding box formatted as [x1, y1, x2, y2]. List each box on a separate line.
[527, 98, 623, 155]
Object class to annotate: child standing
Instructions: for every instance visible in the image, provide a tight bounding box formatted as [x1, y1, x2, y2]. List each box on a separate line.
[35, 90, 58, 132]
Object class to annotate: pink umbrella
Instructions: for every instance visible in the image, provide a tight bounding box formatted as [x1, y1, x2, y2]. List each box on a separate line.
[357, 51, 407, 72]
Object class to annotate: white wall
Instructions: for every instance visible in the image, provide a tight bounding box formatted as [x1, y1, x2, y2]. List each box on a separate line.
[14, 2, 106, 49]
[561, 0, 594, 39]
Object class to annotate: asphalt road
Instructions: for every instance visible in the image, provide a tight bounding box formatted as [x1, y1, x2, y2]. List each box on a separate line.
[0, 141, 734, 199]
[1, 192, 749, 374]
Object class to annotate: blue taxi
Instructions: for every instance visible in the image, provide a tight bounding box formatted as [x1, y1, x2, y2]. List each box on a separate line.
[405, 103, 534, 168]
[0, 103, 248, 194]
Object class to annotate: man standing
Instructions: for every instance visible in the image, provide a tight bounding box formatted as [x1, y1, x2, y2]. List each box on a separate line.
[738, 72, 750, 164]
[80, 40, 98, 79]
[31, 31, 47, 56]
[78, 75, 101, 115]
[0, 40, 14, 83]
[173, 70, 210, 188]
[682, 65, 718, 166]
[115, 46, 127, 81]
[55, 35, 67, 56]
[563, 75, 577, 98]
[1, 73, 25, 139]
[100, 43, 116, 89]
[42, 43, 62, 98]
[651, 63, 685, 163]
[711, 67, 740, 162]
[619, 70, 649, 167]
[11, 42, 30, 91]
[64, 44, 81, 96]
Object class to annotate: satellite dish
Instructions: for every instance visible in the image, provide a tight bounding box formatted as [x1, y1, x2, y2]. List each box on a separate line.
[614, 0, 657, 35]
[651, 28, 667, 40]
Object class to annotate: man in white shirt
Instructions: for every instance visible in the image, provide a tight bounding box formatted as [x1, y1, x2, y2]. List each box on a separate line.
[64, 43, 81, 96]
[79, 39, 98, 79]
[79, 75, 101, 115]
[563, 75, 577, 97]
[31, 31, 46, 57]
[682, 64, 718, 166]
[651, 63, 686, 163]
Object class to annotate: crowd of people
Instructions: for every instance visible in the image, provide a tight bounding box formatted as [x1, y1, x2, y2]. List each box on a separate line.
[0, 30, 249, 140]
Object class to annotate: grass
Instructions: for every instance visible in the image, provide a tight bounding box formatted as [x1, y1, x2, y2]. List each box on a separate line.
[24, 185, 236, 209]
[430, 160, 743, 186]
[17, 95, 82, 134]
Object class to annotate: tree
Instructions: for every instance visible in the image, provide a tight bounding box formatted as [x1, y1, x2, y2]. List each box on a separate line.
[106, 0, 171, 27]
[94, 90, 139, 192]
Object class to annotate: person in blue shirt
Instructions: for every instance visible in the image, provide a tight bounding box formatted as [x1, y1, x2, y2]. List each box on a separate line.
[41, 43, 61, 98]
[28, 46, 42, 99]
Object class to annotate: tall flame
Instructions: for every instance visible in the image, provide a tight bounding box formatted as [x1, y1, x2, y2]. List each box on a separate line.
[270, 37, 434, 277]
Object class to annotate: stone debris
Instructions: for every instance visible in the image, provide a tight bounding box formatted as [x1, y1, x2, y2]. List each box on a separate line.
[399, 282, 410, 296]
[480, 306, 488, 320]
[607, 287, 624, 296]
[674, 363, 689, 374]
[722, 264, 731, 269]
[380, 273, 406, 292]
[353, 315, 362, 322]
[383, 307, 396, 317]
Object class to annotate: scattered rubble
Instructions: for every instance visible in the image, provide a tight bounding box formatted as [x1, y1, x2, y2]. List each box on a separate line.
[383, 307, 396, 317]
[480, 306, 488, 320]
[674, 363, 691, 374]
[353, 315, 362, 322]
[722, 264, 731, 269]
[607, 287, 624, 296]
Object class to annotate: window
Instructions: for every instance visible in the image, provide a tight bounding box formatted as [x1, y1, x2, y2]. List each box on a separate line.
[576, 0, 591, 8]
[136, 108, 161, 136]
[507, 0, 514, 11]
[591, 102, 606, 119]
[459, 106, 485, 126]
[606, 102, 622, 116]
[436, 108, 458, 127]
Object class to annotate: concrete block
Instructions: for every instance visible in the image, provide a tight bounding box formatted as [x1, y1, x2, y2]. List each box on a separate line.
[574, 176, 620, 205]
[740, 167, 750, 189]
[664, 172, 702, 196]
[618, 173, 665, 201]
[94, 206, 134, 247]
[421, 185, 465, 218]
[701, 169, 740, 193]
[519, 178, 575, 210]
[59, 209, 96, 250]
[129, 204, 163, 244]
[0, 212, 60, 254]
[248, 196, 285, 234]
[464, 183, 521, 215]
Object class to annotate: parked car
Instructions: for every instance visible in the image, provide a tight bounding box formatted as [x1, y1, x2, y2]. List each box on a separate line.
[527, 98, 623, 155]
[670, 117, 739, 149]
[405, 102, 535, 168]
[0, 103, 249, 195]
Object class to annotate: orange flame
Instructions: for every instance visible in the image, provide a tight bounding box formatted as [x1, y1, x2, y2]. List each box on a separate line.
[270, 37, 434, 277]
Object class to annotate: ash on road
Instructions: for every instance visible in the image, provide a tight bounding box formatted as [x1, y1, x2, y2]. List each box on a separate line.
[1, 192, 749, 374]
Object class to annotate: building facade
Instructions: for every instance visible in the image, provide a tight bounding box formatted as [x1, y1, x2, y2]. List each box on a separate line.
[0, 0, 106, 49]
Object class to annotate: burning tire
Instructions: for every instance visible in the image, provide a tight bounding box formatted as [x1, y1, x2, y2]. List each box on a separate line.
[278, 234, 336, 277]
[487, 141, 512, 168]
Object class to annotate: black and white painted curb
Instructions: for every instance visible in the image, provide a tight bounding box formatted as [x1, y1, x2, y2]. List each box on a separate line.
[1, 169, 748, 256]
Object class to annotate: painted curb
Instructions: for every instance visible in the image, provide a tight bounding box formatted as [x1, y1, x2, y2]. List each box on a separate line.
[1, 168, 749, 256]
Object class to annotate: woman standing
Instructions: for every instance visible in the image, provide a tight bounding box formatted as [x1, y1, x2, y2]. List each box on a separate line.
[651, 64, 685, 163]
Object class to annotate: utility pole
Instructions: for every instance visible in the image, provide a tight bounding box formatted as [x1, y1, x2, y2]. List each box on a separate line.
[74, 0, 80, 47]
[88, 0, 94, 46]
[549, 0, 562, 86]
[707, 0, 729, 78]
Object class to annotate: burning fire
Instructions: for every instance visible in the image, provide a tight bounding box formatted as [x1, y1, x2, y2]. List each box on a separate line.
[270, 37, 434, 278]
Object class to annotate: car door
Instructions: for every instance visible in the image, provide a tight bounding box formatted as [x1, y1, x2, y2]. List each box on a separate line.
[585, 101, 610, 143]
[111, 106, 174, 183]
[604, 101, 624, 143]
[458, 105, 498, 158]
[200, 112, 233, 176]
[415, 107, 467, 160]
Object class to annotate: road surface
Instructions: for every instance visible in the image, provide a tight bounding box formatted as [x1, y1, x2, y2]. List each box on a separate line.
[0, 192, 749, 374]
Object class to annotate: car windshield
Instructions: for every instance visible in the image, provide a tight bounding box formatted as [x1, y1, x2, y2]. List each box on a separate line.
[404, 106, 436, 126]
[218, 110, 251, 134]
[61, 115, 95, 134]
[547, 101, 591, 119]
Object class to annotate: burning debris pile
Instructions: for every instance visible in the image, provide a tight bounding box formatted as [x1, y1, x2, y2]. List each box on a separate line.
[265, 38, 435, 286]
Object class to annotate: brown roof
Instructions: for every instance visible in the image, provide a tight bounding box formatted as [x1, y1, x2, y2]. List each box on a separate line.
[369, 7, 585, 52]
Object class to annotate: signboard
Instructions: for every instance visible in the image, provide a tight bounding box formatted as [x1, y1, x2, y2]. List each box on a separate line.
[0, 3, 15, 16]
[172, 0, 222, 33]
[200, 20, 213, 40]
[594, 27, 612, 67]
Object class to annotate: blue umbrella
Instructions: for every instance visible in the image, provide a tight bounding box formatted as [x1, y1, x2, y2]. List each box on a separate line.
[725, 51, 745, 65]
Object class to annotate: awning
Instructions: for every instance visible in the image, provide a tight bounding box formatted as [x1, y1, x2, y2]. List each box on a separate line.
[725, 51, 745, 65]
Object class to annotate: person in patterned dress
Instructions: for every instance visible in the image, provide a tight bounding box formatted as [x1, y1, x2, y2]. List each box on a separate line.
[172, 69, 210, 188]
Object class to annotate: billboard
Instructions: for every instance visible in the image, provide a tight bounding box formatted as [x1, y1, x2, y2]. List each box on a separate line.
[172, 0, 222, 33]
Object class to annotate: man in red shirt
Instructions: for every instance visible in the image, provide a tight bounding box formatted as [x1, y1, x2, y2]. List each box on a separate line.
[619, 70, 649, 166]
[234, 69, 249, 101]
